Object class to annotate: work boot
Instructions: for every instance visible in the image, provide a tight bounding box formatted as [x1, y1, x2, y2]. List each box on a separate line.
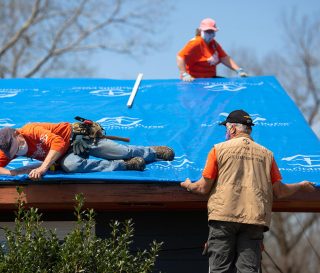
[124, 157, 146, 171]
[151, 146, 175, 161]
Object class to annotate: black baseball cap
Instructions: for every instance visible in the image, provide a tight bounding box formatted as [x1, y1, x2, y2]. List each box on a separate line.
[0, 127, 19, 159]
[219, 110, 255, 126]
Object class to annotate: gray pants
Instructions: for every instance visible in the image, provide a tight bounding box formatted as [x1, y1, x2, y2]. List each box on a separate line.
[208, 220, 264, 273]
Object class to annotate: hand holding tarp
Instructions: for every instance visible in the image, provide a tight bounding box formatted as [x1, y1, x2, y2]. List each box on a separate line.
[181, 72, 194, 82]
[236, 68, 248, 77]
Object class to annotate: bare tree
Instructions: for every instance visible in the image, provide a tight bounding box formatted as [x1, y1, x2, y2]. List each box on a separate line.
[0, 0, 171, 78]
[262, 213, 320, 273]
[229, 8, 320, 135]
[279, 9, 320, 127]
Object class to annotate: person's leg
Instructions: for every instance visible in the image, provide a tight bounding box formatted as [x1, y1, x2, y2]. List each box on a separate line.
[60, 152, 126, 173]
[235, 224, 264, 273]
[89, 138, 157, 163]
[208, 221, 239, 273]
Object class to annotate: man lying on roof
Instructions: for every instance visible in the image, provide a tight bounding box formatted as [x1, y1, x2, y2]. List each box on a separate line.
[0, 121, 174, 181]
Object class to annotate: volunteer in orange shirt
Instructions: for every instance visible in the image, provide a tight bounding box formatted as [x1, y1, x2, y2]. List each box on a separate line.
[0, 122, 72, 180]
[0, 122, 174, 180]
[177, 18, 248, 81]
[180, 109, 316, 272]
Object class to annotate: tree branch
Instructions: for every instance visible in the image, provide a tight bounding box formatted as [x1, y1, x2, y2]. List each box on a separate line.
[23, 0, 123, 77]
[0, 0, 41, 58]
[288, 214, 318, 251]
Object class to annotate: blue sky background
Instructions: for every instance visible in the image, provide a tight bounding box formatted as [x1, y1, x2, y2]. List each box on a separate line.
[93, 0, 320, 80]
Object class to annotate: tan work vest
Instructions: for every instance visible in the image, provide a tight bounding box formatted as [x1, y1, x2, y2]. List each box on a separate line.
[207, 135, 274, 230]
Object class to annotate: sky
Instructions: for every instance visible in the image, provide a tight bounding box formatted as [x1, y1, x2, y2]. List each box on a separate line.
[93, 0, 320, 80]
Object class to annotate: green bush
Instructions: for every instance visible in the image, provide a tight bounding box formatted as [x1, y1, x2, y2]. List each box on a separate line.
[0, 187, 162, 273]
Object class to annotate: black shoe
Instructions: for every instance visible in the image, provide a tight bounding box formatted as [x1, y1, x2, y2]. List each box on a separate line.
[151, 146, 175, 161]
[124, 157, 146, 171]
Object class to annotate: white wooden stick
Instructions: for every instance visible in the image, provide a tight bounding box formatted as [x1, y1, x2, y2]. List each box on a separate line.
[127, 73, 143, 108]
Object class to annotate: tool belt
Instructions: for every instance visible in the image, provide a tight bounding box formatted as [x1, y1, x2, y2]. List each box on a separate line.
[72, 119, 104, 145]
[71, 116, 130, 145]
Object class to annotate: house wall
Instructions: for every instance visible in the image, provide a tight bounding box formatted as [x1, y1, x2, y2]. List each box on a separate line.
[95, 211, 209, 273]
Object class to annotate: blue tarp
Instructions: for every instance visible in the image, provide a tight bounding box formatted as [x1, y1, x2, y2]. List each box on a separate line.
[0, 76, 319, 185]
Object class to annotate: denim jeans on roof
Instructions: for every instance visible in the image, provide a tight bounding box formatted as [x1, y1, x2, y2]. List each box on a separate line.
[60, 138, 157, 173]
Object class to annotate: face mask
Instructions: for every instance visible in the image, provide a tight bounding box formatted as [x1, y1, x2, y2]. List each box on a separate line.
[201, 31, 216, 43]
[16, 140, 28, 156]
[225, 130, 231, 140]
[225, 125, 233, 140]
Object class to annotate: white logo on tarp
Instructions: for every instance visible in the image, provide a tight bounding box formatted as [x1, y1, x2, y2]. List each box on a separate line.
[147, 155, 201, 171]
[0, 118, 15, 127]
[201, 113, 290, 127]
[203, 83, 247, 92]
[90, 87, 132, 97]
[96, 116, 164, 129]
[88, 85, 150, 97]
[282, 154, 320, 168]
[200, 81, 263, 92]
[0, 89, 21, 98]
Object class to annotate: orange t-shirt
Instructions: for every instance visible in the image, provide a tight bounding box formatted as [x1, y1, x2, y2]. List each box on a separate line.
[0, 122, 72, 167]
[202, 147, 282, 184]
[178, 36, 228, 78]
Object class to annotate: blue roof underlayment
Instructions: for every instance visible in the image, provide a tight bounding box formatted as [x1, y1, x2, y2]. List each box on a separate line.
[0, 76, 319, 185]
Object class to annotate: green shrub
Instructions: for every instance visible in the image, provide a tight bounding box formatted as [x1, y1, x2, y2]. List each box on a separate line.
[0, 187, 162, 273]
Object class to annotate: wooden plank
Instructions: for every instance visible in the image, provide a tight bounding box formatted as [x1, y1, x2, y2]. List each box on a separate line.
[0, 183, 319, 212]
[0, 183, 205, 211]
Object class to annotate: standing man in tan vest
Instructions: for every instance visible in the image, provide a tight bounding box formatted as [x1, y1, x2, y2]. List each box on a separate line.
[180, 109, 316, 273]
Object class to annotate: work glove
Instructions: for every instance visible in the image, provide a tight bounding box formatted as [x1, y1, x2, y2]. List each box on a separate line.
[236, 68, 248, 77]
[72, 135, 90, 157]
[181, 72, 194, 82]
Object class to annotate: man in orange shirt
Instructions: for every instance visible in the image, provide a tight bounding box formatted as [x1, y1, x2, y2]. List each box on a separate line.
[0, 122, 174, 180]
[177, 18, 248, 81]
[181, 109, 315, 273]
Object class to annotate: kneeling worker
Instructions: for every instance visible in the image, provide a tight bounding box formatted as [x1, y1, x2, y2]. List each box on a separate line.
[0, 120, 174, 181]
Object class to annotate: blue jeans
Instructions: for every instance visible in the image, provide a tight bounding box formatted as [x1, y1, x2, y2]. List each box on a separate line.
[208, 220, 264, 273]
[60, 138, 157, 173]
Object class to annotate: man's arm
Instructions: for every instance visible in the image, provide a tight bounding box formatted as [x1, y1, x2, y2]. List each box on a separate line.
[177, 55, 187, 74]
[220, 56, 248, 77]
[28, 149, 62, 180]
[176, 56, 194, 82]
[180, 176, 215, 195]
[0, 149, 62, 179]
[26, 124, 69, 180]
[0, 167, 12, 175]
[272, 180, 316, 199]
[220, 56, 240, 70]
[1, 164, 43, 176]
